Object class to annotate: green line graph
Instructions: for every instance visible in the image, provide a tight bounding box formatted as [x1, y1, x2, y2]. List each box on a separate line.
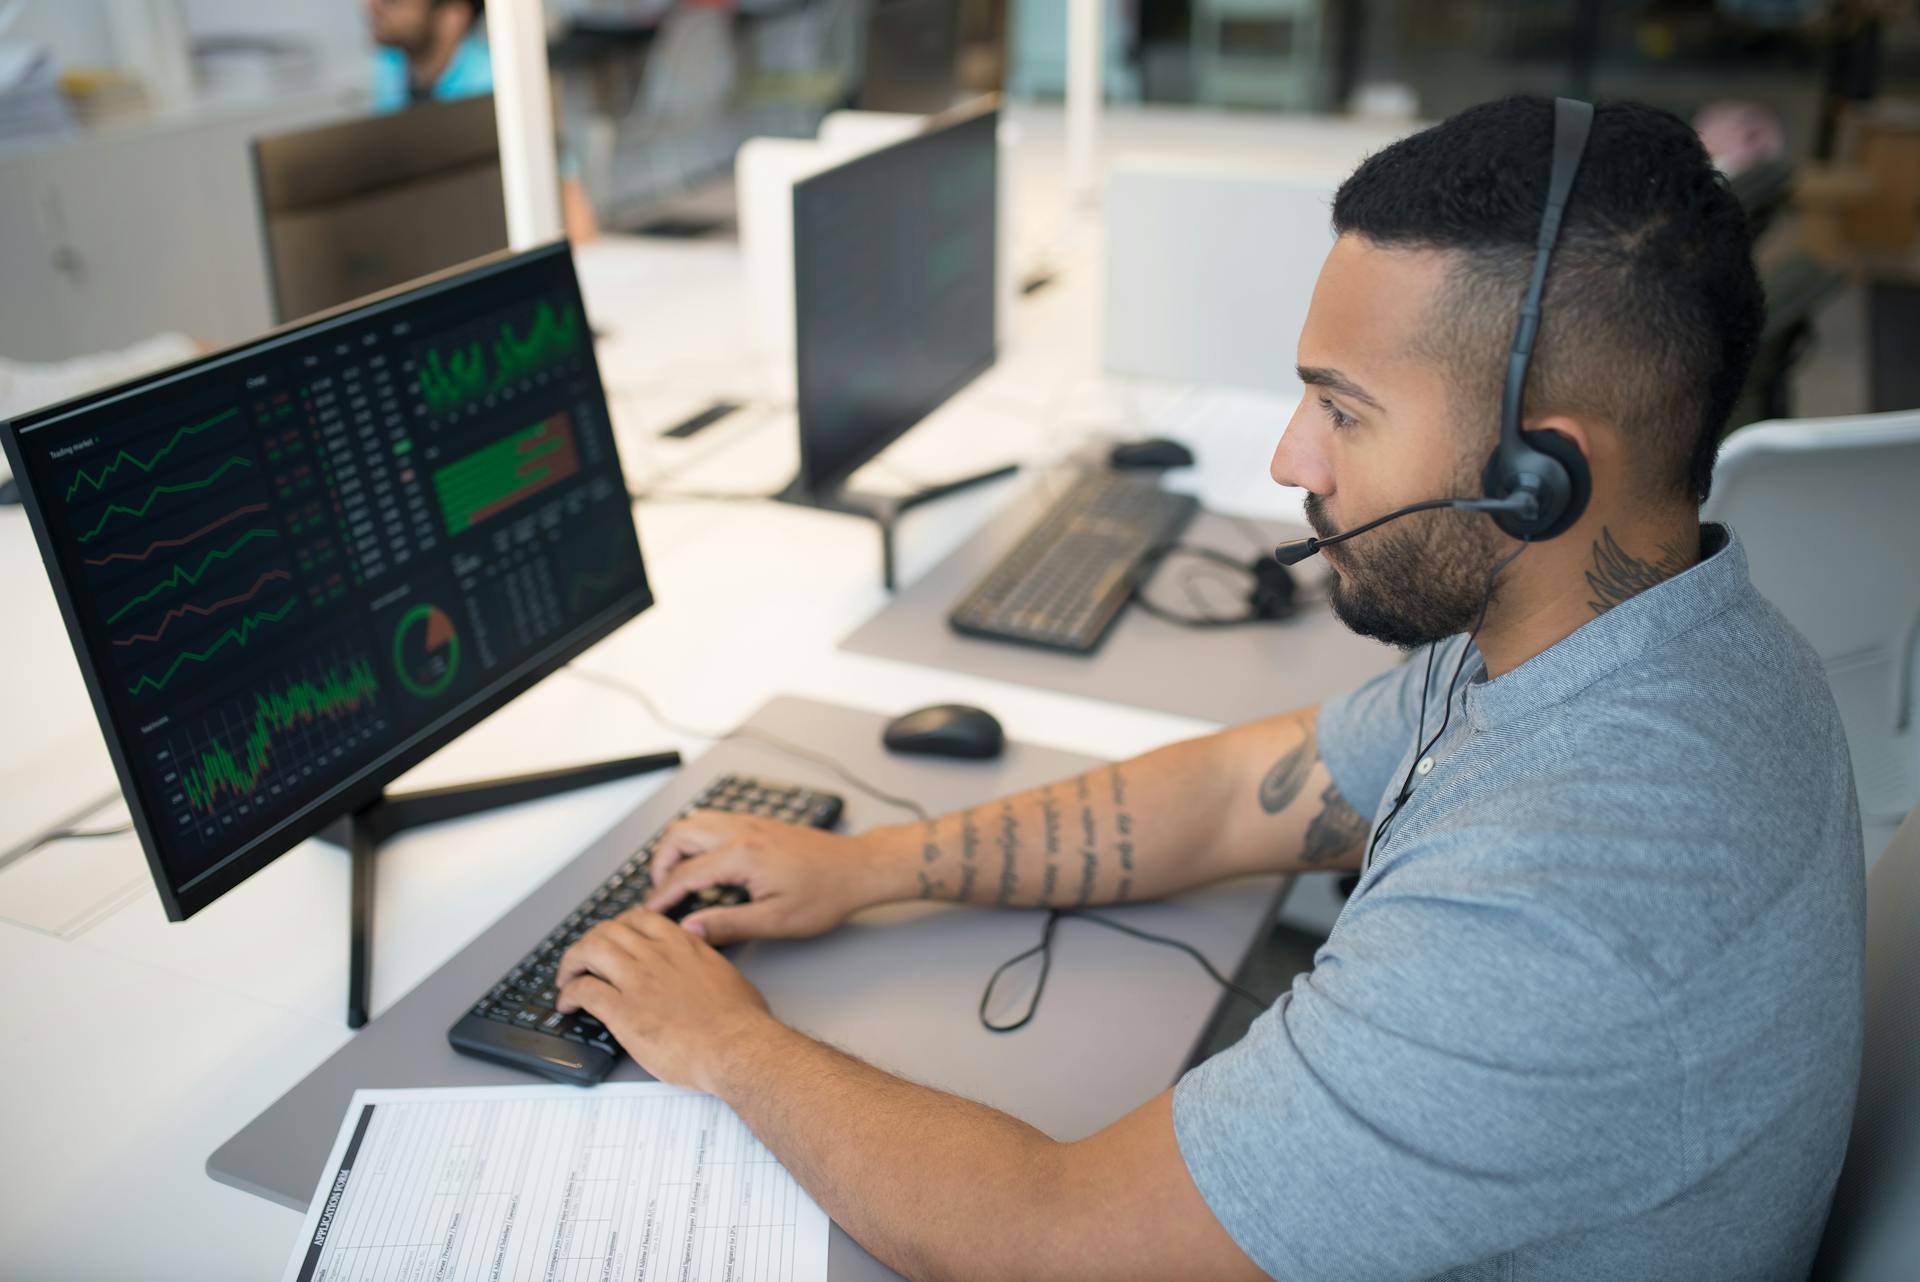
[75, 456, 252, 544]
[64, 408, 240, 502]
[179, 658, 380, 813]
[104, 527, 280, 624]
[417, 301, 583, 414]
[126, 600, 295, 697]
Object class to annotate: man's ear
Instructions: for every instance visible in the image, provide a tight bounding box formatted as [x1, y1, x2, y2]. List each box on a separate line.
[1523, 415, 1595, 468]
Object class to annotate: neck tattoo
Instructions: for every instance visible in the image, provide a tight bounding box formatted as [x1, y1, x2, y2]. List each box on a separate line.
[1584, 527, 1693, 615]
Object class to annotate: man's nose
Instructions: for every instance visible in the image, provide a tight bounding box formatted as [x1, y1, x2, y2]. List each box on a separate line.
[1271, 403, 1333, 495]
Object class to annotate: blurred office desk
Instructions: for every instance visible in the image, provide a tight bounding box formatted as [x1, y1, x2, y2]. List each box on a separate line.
[0, 104, 1394, 1279]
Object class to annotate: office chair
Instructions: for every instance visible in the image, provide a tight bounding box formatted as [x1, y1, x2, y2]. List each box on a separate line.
[1703, 410, 1920, 867]
[1807, 805, 1920, 1279]
[1727, 157, 1796, 242]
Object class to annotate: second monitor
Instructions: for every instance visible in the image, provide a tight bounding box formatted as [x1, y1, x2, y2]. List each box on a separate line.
[788, 100, 1001, 504]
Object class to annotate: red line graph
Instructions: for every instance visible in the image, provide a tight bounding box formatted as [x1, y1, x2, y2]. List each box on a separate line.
[111, 569, 292, 647]
[82, 503, 270, 568]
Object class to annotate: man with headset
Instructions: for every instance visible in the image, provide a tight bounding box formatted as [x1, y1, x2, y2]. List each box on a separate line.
[554, 96, 1864, 1280]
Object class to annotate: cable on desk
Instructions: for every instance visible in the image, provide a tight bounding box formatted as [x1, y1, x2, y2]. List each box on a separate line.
[614, 394, 790, 503]
[980, 908, 1269, 1033]
[563, 665, 931, 823]
[627, 486, 779, 505]
[16, 821, 134, 855]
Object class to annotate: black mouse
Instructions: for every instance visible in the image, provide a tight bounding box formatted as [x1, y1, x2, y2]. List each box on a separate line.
[883, 704, 1005, 760]
[1109, 437, 1195, 470]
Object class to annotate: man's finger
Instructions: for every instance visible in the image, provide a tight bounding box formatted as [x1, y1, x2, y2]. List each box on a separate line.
[645, 844, 756, 914]
[557, 925, 644, 991]
[612, 904, 682, 942]
[555, 973, 621, 1018]
[652, 811, 747, 882]
[681, 900, 780, 947]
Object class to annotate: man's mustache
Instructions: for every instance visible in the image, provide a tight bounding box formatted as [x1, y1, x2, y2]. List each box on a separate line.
[1303, 494, 1338, 542]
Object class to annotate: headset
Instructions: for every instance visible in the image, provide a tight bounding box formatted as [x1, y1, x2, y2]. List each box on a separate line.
[1272, 96, 1596, 568]
[1273, 97, 1599, 869]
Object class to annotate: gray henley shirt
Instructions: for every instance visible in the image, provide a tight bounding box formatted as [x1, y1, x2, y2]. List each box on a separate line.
[1173, 524, 1865, 1281]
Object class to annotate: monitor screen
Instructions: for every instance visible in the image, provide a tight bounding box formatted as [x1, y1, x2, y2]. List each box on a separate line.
[792, 103, 997, 496]
[0, 244, 650, 920]
[254, 96, 509, 324]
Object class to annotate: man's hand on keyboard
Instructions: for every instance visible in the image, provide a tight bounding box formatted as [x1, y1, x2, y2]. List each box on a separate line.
[645, 812, 894, 945]
[554, 907, 771, 1094]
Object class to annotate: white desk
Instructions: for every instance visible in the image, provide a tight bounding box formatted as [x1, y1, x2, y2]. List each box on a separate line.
[0, 104, 1386, 1279]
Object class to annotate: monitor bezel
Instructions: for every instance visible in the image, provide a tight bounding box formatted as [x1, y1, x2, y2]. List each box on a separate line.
[790, 98, 1000, 498]
[0, 242, 653, 922]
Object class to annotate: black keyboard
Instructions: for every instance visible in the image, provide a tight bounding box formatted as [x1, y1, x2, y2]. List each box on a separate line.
[948, 471, 1199, 653]
[447, 773, 844, 1085]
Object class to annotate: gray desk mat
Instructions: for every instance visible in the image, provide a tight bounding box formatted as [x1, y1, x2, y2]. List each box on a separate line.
[840, 485, 1405, 724]
[209, 695, 1284, 1282]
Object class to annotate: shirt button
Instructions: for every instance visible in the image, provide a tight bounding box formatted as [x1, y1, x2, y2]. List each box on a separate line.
[1415, 757, 1435, 776]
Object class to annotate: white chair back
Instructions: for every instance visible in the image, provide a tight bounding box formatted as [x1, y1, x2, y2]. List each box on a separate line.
[1704, 411, 1920, 865]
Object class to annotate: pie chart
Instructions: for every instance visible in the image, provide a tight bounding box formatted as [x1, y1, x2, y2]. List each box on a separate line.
[393, 603, 461, 698]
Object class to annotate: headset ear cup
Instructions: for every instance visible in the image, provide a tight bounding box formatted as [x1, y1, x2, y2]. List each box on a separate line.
[1482, 428, 1591, 540]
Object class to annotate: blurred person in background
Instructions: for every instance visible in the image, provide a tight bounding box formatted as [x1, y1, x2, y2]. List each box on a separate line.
[367, 0, 493, 111]
[362, 0, 597, 242]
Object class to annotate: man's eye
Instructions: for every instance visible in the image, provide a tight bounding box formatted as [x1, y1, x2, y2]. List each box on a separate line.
[1317, 396, 1355, 430]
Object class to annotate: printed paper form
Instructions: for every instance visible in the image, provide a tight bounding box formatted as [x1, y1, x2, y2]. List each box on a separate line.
[282, 1083, 830, 1282]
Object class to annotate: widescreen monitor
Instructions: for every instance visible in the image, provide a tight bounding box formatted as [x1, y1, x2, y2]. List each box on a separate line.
[791, 101, 998, 497]
[0, 244, 649, 920]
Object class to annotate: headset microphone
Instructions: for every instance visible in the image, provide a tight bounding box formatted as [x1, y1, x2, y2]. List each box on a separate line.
[1272, 492, 1538, 566]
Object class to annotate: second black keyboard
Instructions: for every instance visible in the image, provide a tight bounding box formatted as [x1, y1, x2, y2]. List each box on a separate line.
[948, 470, 1200, 653]
[448, 772, 844, 1085]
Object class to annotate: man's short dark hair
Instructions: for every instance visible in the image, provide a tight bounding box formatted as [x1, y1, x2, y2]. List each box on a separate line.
[1330, 95, 1765, 506]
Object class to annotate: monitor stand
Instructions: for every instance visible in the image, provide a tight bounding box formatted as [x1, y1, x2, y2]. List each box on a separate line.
[315, 750, 681, 1029]
[775, 462, 1018, 591]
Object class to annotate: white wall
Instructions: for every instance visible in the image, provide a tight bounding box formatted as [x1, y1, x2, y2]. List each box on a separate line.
[4, 0, 373, 89]
[181, 0, 372, 76]
[2, 1, 118, 66]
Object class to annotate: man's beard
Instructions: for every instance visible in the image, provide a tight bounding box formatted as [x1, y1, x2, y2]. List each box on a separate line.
[1304, 486, 1508, 651]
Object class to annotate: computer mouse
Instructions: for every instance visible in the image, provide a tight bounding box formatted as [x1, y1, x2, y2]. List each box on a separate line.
[882, 704, 1005, 760]
[1109, 437, 1195, 470]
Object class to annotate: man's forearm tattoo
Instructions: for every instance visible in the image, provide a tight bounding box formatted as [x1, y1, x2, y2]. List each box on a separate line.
[917, 819, 946, 899]
[1109, 767, 1134, 902]
[1074, 772, 1099, 907]
[1039, 784, 1062, 903]
[995, 802, 1021, 906]
[957, 808, 981, 902]
[1301, 783, 1368, 866]
[1585, 527, 1690, 616]
[1258, 725, 1317, 815]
